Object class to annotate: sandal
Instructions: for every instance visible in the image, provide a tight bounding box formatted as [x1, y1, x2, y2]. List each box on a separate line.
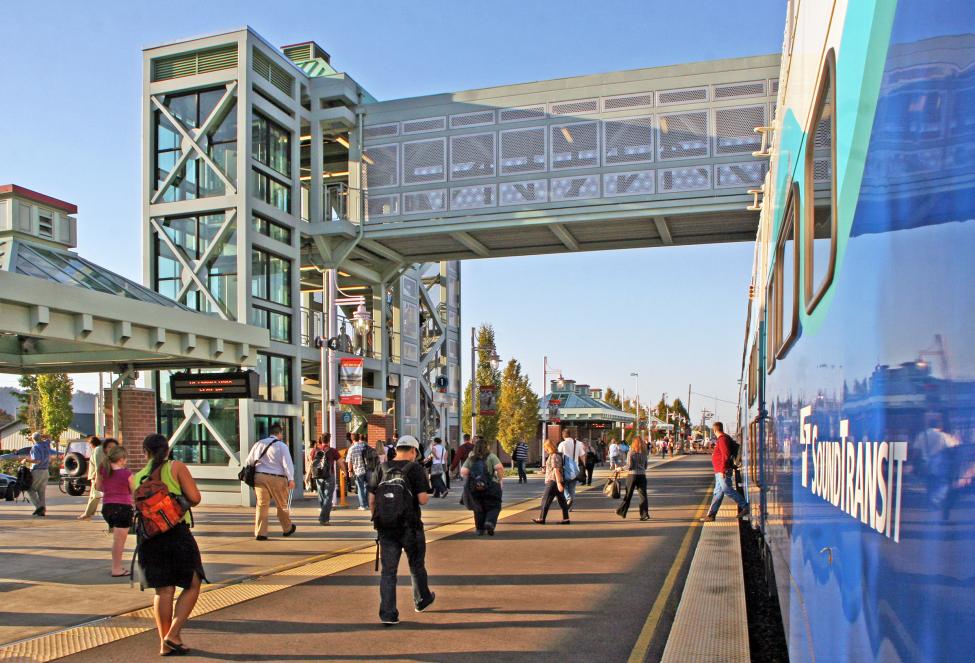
[163, 639, 190, 656]
[111, 570, 131, 577]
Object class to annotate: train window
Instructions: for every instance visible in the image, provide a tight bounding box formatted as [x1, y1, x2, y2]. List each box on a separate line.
[805, 49, 837, 312]
[748, 343, 758, 405]
[775, 182, 800, 358]
[765, 277, 776, 373]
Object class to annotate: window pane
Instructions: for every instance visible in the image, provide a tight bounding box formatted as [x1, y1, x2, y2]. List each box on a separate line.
[166, 93, 197, 128]
[269, 254, 291, 305]
[251, 250, 268, 300]
[270, 355, 291, 402]
[252, 115, 268, 165]
[210, 103, 237, 144]
[809, 65, 835, 300]
[256, 353, 269, 400]
[781, 216, 795, 340]
[156, 111, 181, 151]
[198, 89, 223, 126]
[199, 162, 226, 197]
[270, 177, 290, 212]
[250, 307, 269, 329]
[209, 143, 237, 185]
[269, 311, 291, 342]
[269, 123, 291, 176]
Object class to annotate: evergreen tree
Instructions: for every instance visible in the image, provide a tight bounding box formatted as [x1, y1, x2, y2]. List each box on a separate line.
[38, 373, 74, 443]
[460, 324, 502, 440]
[497, 359, 538, 454]
[603, 387, 622, 410]
[15, 374, 41, 435]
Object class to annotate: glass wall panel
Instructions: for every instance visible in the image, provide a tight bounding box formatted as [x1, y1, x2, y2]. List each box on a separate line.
[251, 248, 291, 306]
[155, 213, 237, 317]
[252, 112, 291, 178]
[157, 370, 241, 466]
[255, 352, 292, 402]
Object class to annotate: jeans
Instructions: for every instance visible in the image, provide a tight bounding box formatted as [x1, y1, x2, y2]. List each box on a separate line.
[355, 474, 368, 509]
[27, 468, 48, 511]
[584, 462, 595, 486]
[708, 472, 748, 516]
[431, 472, 447, 497]
[617, 474, 649, 518]
[515, 460, 527, 483]
[563, 478, 579, 503]
[378, 526, 433, 622]
[315, 477, 335, 523]
[538, 481, 569, 522]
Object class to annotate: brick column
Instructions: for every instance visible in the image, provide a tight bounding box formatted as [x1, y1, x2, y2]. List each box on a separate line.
[313, 409, 349, 447]
[367, 414, 394, 443]
[103, 387, 156, 468]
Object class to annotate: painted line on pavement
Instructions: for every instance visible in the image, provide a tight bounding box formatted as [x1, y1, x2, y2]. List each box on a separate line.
[626, 486, 711, 663]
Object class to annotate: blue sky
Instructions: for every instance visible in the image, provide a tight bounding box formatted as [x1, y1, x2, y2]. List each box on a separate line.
[0, 0, 786, 423]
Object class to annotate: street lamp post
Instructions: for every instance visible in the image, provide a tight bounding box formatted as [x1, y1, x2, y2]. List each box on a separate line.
[542, 356, 564, 460]
[470, 326, 500, 438]
[630, 372, 640, 438]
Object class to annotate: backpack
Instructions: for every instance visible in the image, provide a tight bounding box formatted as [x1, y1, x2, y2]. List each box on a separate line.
[311, 450, 332, 480]
[468, 457, 491, 492]
[363, 445, 380, 473]
[134, 463, 188, 539]
[725, 436, 741, 470]
[562, 441, 580, 481]
[372, 462, 416, 530]
[16, 465, 33, 492]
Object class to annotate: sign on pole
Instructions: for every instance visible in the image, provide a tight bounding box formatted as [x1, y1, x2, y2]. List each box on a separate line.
[338, 357, 364, 405]
[478, 385, 498, 416]
[170, 370, 259, 400]
[547, 398, 561, 423]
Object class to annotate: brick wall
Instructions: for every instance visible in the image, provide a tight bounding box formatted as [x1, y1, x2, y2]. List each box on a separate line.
[103, 387, 156, 468]
[367, 414, 394, 444]
[313, 410, 350, 450]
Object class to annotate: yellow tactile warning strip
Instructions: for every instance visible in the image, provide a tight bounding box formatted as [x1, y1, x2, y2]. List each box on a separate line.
[659, 500, 750, 663]
[0, 458, 685, 662]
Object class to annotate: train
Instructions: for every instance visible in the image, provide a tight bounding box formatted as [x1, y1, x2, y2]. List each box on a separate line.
[737, 0, 975, 661]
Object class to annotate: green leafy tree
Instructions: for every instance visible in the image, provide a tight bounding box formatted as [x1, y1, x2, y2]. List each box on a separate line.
[603, 387, 622, 410]
[15, 374, 41, 435]
[497, 359, 538, 454]
[37, 374, 74, 443]
[461, 324, 502, 440]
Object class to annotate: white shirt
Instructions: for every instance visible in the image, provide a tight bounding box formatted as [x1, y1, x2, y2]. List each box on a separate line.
[428, 443, 447, 464]
[609, 442, 620, 459]
[558, 438, 585, 461]
[246, 436, 295, 481]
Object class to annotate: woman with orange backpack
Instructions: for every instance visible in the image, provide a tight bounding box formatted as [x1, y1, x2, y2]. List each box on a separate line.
[132, 434, 205, 657]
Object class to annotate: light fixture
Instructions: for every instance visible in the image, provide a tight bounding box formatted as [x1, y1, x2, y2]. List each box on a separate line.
[489, 351, 501, 371]
[352, 302, 372, 335]
[324, 171, 350, 178]
[560, 126, 574, 144]
[362, 153, 375, 165]
[556, 375, 565, 389]
[300, 134, 312, 141]
[335, 136, 350, 149]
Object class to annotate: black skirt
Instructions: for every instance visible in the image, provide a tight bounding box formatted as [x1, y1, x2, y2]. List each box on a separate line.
[136, 522, 207, 590]
[102, 503, 133, 529]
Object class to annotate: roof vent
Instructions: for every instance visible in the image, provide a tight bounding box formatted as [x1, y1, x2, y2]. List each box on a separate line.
[281, 41, 330, 64]
[151, 44, 238, 82]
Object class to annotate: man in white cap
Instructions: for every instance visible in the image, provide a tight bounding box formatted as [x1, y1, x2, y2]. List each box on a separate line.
[368, 435, 435, 626]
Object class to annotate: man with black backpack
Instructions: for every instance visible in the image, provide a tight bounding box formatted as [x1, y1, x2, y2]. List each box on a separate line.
[368, 435, 435, 626]
[307, 434, 339, 526]
[701, 421, 749, 522]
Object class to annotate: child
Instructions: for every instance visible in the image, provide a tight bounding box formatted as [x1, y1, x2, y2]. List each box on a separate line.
[94, 445, 134, 577]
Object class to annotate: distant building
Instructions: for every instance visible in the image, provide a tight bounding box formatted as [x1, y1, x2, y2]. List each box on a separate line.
[0, 413, 95, 451]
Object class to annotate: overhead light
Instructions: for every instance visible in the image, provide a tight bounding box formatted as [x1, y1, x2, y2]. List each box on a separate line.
[560, 127, 574, 144]
[659, 118, 669, 134]
[299, 175, 311, 181]
[324, 171, 349, 177]
[362, 153, 374, 165]
[335, 136, 350, 149]
[338, 270, 351, 277]
[300, 134, 312, 141]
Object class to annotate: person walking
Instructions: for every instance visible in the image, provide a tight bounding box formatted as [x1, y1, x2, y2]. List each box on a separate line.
[557, 429, 585, 508]
[427, 437, 449, 498]
[461, 438, 504, 535]
[307, 434, 339, 525]
[608, 438, 621, 471]
[532, 440, 571, 525]
[582, 439, 598, 486]
[616, 436, 650, 521]
[245, 423, 297, 540]
[78, 435, 104, 520]
[347, 433, 370, 510]
[369, 435, 435, 625]
[701, 422, 749, 522]
[94, 444, 134, 576]
[512, 440, 529, 484]
[450, 433, 474, 481]
[22, 432, 51, 517]
[133, 434, 205, 657]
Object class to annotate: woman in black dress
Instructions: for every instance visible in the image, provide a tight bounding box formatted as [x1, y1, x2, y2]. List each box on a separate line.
[133, 434, 205, 656]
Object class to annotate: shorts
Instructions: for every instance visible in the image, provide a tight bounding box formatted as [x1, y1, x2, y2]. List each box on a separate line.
[102, 503, 134, 529]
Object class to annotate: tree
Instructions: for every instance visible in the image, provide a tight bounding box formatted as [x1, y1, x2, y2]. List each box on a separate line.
[603, 387, 622, 410]
[38, 374, 74, 443]
[497, 359, 538, 454]
[460, 324, 502, 440]
[15, 374, 41, 435]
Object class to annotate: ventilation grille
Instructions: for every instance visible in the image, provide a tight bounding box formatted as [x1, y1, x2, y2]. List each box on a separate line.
[363, 123, 399, 140]
[450, 110, 495, 128]
[550, 98, 599, 115]
[450, 133, 496, 180]
[714, 105, 766, 155]
[366, 194, 400, 218]
[813, 117, 832, 151]
[403, 138, 446, 185]
[603, 170, 655, 197]
[713, 80, 767, 99]
[769, 79, 780, 95]
[152, 44, 238, 82]
[253, 49, 294, 97]
[551, 121, 599, 170]
[282, 44, 312, 62]
[500, 180, 548, 206]
[657, 87, 708, 105]
[659, 166, 711, 192]
[499, 105, 546, 123]
[813, 158, 832, 182]
[715, 161, 768, 188]
[402, 117, 446, 134]
[551, 175, 600, 201]
[657, 111, 709, 160]
[403, 190, 447, 215]
[603, 116, 654, 165]
[602, 93, 654, 112]
[499, 127, 547, 175]
[450, 185, 495, 210]
[364, 144, 399, 189]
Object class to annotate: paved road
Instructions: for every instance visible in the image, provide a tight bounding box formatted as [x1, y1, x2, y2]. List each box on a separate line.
[61, 455, 712, 663]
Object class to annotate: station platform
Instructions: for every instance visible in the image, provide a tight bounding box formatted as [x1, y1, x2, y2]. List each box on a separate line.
[0, 455, 752, 662]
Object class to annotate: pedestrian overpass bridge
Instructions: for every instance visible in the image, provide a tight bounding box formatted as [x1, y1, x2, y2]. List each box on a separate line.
[317, 53, 780, 276]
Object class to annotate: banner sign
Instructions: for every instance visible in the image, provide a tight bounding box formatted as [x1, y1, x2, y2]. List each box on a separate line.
[478, 385, 498, 416]
[339, 358, 364, 405]
[170, 370, 259, 400]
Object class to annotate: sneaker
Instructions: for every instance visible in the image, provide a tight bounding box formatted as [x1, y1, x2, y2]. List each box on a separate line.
[486, 526, 495, 536]
[381, 618, 400, 626]
[415, 592, 436, 612]
[357, 506, 367, 511]
[558, 519, 571, 525]
[531, 518, 545, 525]
[700, 515, 716, 523]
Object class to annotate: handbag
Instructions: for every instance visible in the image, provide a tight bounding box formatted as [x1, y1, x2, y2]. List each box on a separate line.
[602, 478, 616, 498]
[238, 439, 277, 487]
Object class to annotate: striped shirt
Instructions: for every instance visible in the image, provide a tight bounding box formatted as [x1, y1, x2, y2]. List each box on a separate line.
[512, 442, 529, 462]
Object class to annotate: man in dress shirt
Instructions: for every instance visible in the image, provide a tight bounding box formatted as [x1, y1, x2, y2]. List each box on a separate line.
[246, 423, 297, 540]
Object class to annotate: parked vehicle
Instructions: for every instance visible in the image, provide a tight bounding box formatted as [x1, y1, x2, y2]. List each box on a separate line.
[0, 473, 21, 501]
[59, 440, 91, 496]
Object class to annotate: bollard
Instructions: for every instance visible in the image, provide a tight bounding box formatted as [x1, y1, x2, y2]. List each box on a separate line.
[339, 470, 347, 507]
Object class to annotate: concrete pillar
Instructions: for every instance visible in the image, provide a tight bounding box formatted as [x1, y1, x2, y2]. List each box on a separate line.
[102, 387, 157, 468]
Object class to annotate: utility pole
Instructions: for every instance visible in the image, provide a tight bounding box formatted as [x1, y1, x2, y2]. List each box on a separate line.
[470, 326, 477, 437]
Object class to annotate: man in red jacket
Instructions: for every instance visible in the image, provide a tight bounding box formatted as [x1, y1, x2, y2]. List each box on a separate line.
[701, 422, 749, 522]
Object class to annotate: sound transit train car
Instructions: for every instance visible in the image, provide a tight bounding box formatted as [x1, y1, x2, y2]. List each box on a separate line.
[738, 0, 975, 661]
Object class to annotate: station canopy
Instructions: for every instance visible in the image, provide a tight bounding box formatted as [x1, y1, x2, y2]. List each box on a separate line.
[0, 185, 268, 374]
[539, 380, 636, 424]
